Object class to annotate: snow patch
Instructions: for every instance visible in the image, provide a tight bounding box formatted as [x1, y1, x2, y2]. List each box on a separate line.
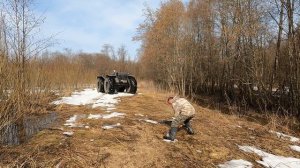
[53, 89, 101, 105]
[290, 145, 300, 153]
[107, 107, 116, 111]
[65, 112, 124, 129]
[239, 145, 300, 168]
[92, 93, 134, 108]
[218, 159, 253, 168]
[103, 112, 125, 119]
[63, 131, 74, 136]
[102, 123, 121, 130]
[270, 131, 300, 142]
[66, 115, 77, 123]
[87, 112, 125, 120]
[64, 123, 84, 128]
[88, 114, 102, 119]
[52, 88, 134, 109]
[64, 114, 87, 128]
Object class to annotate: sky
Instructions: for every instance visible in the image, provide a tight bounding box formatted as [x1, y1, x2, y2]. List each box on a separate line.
[34, 0, 164, 59]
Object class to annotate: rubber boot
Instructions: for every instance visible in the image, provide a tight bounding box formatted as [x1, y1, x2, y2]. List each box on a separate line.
[163, 127, 177, 141]
[184, 120, 194, 135]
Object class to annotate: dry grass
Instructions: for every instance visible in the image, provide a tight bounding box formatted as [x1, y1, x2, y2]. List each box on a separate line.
[1, 84, 300, 167]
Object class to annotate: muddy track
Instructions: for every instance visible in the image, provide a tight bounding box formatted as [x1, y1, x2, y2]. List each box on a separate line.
[1, 88, 300, 167]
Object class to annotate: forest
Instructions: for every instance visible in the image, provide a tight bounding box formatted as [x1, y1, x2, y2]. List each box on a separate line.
[136, 0, 300, 119]
[1, 0, 300, 139]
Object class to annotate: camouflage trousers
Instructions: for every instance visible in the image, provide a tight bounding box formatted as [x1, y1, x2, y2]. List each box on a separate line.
[171, 115, 194, 128]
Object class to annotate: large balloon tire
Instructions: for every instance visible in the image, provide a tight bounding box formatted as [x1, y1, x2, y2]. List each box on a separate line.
[97, 79, 105, 93]
[127, 76, 137, 94]
[104, 78, 115, 94]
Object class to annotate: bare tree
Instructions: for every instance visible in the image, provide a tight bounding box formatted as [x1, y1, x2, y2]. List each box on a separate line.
[117, 45, 128, 71]
[137, 0, 300, 118]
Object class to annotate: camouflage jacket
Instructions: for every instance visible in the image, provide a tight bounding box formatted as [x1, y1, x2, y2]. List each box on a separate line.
[170, 96, 195, 117]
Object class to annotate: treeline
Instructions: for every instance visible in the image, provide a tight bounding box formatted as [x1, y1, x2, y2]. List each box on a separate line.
[137, 0, 300, 117]
[30, 48, 139, 91]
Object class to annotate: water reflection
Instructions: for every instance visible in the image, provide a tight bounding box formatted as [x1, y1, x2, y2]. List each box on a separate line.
[0, 112, 57, 145]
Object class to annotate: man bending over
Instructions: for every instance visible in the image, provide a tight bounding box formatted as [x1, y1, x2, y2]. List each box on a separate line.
[164, 96, 195, 141]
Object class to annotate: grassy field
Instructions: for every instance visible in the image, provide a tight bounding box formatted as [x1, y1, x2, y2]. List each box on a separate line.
[1, 86, 300, 167]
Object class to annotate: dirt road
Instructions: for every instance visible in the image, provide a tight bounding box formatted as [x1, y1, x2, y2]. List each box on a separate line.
[1, 88, 300, 167]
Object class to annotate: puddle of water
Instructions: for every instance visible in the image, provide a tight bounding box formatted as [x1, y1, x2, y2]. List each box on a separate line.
[0, 112, 57, 145]
[0, 123, 19, 145]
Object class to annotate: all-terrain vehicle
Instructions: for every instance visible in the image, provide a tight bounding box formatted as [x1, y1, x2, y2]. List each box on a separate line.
[97, 71, 137, 94]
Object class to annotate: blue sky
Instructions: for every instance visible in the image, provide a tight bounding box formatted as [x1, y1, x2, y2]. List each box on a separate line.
[35, 0, 165, 59]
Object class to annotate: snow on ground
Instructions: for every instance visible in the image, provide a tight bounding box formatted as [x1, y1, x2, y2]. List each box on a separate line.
[55, 89, 133, 130]
[103, 112, 125, 119]
[52, 88, 134, 111]
[218, 159, 253, 168]
[64, 114, 87, 128]
[270, 131, 300, 142]
[63, 112, 124, 130]
[63, 131, 74, 136]
[53, 89, 101, 106]
[102, 123, 121, 130]
[239, 145, 300, 168]
[92, 92, 133, 109]
[106, 107, 117, 112]
[290, 145, 300, 153]
[88, 112, 125, 119]
[64, 112, 124, 129]
[87, 114, 102, 119]
[66, 115, 77, 123]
